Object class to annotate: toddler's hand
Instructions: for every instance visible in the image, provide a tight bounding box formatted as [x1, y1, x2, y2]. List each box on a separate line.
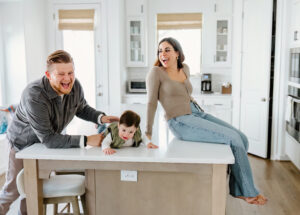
[147, 142, 158, 149]
[103, 148, 116, 155]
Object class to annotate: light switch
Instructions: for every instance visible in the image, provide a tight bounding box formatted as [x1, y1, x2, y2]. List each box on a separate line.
[121, 170, 137, 182]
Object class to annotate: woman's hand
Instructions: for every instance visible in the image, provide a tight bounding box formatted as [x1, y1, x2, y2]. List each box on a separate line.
[147, 142, 159, 149]
[103, 148, 116, 155]
[101, 116, 119, 123]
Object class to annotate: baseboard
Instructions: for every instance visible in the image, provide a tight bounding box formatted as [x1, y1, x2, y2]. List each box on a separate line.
[279, 154, 290, 161]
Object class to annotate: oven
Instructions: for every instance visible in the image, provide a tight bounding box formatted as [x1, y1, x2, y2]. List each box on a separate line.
[289, 48, 300, 83]
[286, 86, 300, 143]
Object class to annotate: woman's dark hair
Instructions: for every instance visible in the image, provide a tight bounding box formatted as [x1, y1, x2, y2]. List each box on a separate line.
[154, 37, 185, 69]
[119, 110, 141, 128]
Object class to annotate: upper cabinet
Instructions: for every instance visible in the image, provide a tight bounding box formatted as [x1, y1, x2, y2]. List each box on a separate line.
[290, 0, 300, 47]
[126, 0, 147, 67]
[202, 0, 232, 68]
[214, 0, 233, 16]
[215, 18, 231, 66]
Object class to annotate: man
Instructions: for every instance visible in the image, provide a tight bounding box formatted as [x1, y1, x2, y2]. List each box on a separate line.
[0, 50, 119, 214]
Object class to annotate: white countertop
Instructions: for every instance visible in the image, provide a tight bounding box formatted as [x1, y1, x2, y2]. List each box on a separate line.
[15, 103, 234, 164]
[16, 138, 234, 164]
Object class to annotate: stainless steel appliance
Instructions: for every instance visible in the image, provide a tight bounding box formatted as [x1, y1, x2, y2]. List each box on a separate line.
[127, 79, 146, 93]
[201, 73, 213, 93]
[286, 85, 300, 143]
[289, 48, 300, 83]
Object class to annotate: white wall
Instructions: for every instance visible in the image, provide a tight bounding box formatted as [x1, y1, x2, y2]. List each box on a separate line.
[0, 1, 27, 105]
[23, 0, 48, 83]
[231, 0, 243, 128]
[107, 0, 124, 106]
[0, 0, 48, 105]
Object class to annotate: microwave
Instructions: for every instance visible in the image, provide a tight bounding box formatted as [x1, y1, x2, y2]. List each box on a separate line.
[289, 48, 300, 83]
[127, 79, 147, 93]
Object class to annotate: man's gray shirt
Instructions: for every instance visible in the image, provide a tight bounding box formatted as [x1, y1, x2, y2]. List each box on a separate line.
[7, 76, 104, 150]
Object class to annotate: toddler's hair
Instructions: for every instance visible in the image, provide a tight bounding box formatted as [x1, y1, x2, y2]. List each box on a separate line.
[119, 110, 140, 128]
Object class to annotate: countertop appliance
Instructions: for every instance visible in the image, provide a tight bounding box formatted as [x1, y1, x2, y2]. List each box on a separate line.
[286, 86, 300, 143]
[201, 73, 213, 94]
[127, 79, 146, 93]
[289, 47, 300, 84]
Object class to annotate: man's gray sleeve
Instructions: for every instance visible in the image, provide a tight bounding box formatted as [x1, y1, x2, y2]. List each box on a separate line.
[25, 97, 80, 148]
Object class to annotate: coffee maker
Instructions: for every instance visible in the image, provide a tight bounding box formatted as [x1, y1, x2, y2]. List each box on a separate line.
[201, 73, 213, 93]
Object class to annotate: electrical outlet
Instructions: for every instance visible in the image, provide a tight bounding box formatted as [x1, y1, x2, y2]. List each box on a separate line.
[120, 170, 137, 182]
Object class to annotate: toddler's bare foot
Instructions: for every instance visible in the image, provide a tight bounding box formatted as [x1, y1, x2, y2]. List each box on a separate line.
[236, 194, 267, 205]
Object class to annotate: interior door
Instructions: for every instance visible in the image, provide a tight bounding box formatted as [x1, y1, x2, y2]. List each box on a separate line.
[240, 0, 273, 158]
[54, 3, 108, 109]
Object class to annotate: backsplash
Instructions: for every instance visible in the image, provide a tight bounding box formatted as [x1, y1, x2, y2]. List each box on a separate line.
[127, 68, 232, 94]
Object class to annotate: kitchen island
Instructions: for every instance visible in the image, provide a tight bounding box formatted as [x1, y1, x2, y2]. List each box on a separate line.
[16, 137, 234, 215]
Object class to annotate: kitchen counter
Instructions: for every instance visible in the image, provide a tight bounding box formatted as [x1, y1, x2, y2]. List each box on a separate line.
[16, 138, 234, 164]
[16, 104, 234, 215]
[123, 92, 232, 104]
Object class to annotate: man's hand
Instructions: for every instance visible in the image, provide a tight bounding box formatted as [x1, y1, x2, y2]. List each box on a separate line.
[101, 115, 119, 123]
[147, 142, 159, 149]
[86, 134, 104, 147]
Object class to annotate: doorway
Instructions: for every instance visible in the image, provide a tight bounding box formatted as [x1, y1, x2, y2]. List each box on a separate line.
[53, 3, 108, 109]
[53, 3, 108, 134]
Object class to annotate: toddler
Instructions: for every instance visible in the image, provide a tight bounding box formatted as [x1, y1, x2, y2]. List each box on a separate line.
[101, 110, 158, 155]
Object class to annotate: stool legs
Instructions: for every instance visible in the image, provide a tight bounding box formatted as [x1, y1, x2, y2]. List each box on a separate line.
[80, 194, 87, 214]
[71, 196, 80, 215]
[53, 203, 58, 215]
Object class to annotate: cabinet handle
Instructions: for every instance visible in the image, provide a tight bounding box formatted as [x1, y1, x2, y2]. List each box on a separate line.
[141, 5, 143, 13]
[213, 104, 223, 106]
[294, 31, 298, 41]
[214, 55, 216, 62]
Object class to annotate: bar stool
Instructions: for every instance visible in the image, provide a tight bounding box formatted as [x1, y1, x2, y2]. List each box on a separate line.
[16, 169, 87, 215]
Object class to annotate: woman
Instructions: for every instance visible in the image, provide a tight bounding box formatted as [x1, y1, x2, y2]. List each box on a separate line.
[145, 37, 267, 205]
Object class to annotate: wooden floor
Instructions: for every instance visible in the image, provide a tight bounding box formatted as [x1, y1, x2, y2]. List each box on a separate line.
[0, 155, 299, 215]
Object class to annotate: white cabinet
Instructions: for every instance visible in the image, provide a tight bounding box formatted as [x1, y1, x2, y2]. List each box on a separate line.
[194, 96, 232, 124]
[126, 0, 145, 16]
[285, 132, 300, 170]
[202, 0, 232, 68]
[126, 0, 147, 67]
[122, 94, 147, 104]
[290, 0, 300, 47]
[123, 93, 232, 125]
[215, 18, 231, 66]
[214, 0, 233, 15]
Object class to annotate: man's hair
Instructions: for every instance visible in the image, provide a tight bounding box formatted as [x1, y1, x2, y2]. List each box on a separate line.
[119, 110, 141, 128]
[47, 50, 73, 70]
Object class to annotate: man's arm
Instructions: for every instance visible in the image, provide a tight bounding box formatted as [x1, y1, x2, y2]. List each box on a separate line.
[25, 97, 81, 148]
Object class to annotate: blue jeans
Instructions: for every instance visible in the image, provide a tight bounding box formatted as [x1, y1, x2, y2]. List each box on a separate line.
[167, 102, 259, 197]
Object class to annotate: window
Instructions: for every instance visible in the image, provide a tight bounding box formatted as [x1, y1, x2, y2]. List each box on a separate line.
[58, 9, 96, 107]
[157, 13, 202, 75]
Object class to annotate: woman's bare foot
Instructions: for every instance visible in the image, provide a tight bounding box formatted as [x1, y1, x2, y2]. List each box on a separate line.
[236, 194, 267, 205]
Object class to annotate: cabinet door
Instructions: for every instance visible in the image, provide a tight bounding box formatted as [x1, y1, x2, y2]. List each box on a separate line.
[290, 0, 300, 47]
[127, 16, 147, 67]
[126, 0, 145, 16]
[214, 18, 231, 66]
[215, 0, 233, 15]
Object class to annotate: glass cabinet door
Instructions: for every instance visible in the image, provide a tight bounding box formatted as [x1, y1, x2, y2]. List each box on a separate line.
[216, 20, 229, 63]
[130, 20, 142, 62]
[127, 17, 146, 67]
